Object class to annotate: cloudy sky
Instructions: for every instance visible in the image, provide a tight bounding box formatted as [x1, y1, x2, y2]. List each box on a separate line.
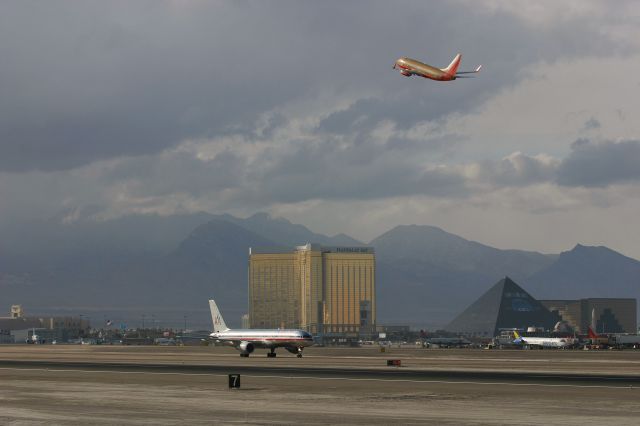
[1, 0, 640, 257]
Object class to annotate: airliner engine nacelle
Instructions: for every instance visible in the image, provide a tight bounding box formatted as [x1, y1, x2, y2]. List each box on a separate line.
[400, 70, 412, 77]
[239, 341, 254, 354]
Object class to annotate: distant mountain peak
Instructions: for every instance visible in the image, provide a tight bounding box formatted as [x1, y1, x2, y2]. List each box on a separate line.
[526, 243, 640, 300]
[247, 212, 272, 221]
[245, 212, 295, 225]
[563, 243, 634, 261]
[221, 212, 361, 247]
[375, 224, 459, 241]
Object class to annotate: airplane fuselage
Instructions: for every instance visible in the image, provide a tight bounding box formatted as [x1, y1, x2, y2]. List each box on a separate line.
[210, 328, 314, 357]
[210, 329, 314, 348]
[518, 336, 578, 348]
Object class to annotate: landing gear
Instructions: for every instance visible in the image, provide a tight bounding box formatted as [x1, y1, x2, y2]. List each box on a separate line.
[240, 353, 250, 357]
[285, 346, 304, 357]
[267, 348, 277, 358]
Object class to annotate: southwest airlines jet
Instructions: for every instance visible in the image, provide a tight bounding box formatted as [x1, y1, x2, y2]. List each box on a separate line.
[393, 53, 481, 81]
[208, 299, 314, 358]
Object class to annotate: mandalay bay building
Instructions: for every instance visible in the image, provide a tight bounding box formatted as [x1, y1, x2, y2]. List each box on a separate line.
[248, 244, 375, 338]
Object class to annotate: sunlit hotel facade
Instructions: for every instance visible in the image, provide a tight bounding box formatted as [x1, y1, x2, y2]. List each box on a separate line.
[248, 244, 376, 338]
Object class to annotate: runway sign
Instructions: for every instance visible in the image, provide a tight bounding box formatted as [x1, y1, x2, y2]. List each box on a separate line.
[228, 374, 241, 389]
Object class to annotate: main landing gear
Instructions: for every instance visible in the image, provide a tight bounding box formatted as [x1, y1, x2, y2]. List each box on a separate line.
[267, 348, 277, 358]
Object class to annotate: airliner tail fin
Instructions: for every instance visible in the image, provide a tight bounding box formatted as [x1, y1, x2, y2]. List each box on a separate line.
[209, 299, 229, 332]
[442, 53, 462, 76]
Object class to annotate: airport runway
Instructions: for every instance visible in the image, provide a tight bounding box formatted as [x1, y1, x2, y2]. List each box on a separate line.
[2, 345, 640, 377]
[1, 346, 640, 425]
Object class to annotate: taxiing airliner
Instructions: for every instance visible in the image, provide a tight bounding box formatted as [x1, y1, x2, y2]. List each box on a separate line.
[393, 53, 481, 81]
[513, 330, 578, 349]
[208, 299, 314, 358]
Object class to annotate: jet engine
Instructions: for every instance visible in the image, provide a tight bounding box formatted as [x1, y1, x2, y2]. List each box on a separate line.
[285, 347, 299, 354]
[400, 70, 412, 77]
[238, 341, 255, 354]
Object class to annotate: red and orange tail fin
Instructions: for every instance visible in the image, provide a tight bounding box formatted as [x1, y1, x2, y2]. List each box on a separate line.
[587, 326, 599, 339]
[442, 54, 461, 77]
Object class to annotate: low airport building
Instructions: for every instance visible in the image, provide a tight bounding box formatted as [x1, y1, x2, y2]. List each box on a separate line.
[0, 305, 90, 343]
[248, 243, 376, 339]
[541, 298, 637, 334]
[445, 277, 561, 337]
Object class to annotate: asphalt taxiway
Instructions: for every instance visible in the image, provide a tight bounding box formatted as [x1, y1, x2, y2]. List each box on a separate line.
[1, 346, 640, 425]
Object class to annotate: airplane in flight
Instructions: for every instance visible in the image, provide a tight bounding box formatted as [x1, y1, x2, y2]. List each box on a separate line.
[208, 299, 314, 358]
[393, 53, 481, 81]
[512, 330, 578, 349]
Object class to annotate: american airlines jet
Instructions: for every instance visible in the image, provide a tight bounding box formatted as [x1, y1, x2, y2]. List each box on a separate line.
[208, 299, 314, 358]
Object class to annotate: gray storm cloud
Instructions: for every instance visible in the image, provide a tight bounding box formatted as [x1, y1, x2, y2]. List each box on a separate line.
[0, 0, 639, 252]
[557, 139, 640, 187]
[0, 1, 630, 173]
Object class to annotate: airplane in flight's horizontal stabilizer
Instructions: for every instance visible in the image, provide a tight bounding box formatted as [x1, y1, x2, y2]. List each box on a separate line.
[208, 299, 314, 358]
[393, 53, 481, 81]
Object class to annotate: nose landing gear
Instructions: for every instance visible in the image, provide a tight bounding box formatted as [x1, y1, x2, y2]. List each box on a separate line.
[286, 346, 305, 357]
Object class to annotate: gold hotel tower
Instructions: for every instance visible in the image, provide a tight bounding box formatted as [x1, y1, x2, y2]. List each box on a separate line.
[248, 244, 375, 336]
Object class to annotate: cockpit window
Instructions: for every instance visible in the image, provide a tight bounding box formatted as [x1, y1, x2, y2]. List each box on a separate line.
[302, 332, 312, 338]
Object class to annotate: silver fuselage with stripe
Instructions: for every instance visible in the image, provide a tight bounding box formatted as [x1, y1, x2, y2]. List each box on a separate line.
[210, 329, 314, 349]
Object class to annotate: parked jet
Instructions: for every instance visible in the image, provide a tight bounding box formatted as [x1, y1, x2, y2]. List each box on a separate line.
[513, 330, 577, 349]
[586, 326, 609, 347]
[424, 337, 471, 348]
[208, 299, 314, 358]
[393, 53, 481, 81]
[587, 326, 601, 340]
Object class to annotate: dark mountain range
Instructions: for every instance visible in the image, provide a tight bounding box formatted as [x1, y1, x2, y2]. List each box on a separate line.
[152, 219, 277, 319]
[371, 225, 556, 326]
[372, 225, 555, 279]
[0, 212, 217, 260]
[524, 244, 640, 300]
[219, 212, 363, 247]
[1, 212, 638, 329]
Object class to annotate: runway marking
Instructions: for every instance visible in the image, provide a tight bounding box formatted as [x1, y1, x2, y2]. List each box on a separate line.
[0, 367, 637, 390]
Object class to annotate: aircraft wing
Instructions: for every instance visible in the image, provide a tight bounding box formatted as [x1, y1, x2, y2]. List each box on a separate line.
[404, 70, 422, 77]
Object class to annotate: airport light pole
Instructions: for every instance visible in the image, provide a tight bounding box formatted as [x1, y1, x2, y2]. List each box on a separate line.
[184, 315, 187, 332]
